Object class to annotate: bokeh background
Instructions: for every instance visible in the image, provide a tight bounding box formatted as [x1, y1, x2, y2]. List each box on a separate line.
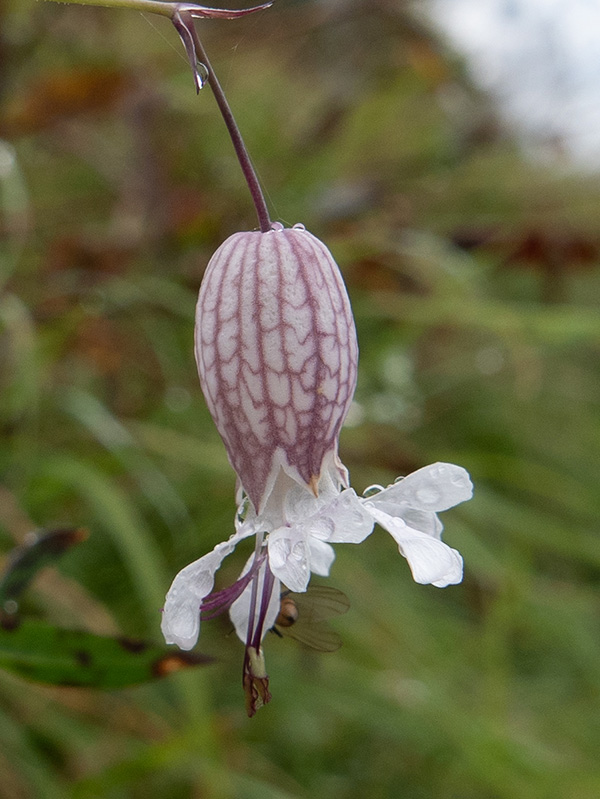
[1, 0, 600, 796]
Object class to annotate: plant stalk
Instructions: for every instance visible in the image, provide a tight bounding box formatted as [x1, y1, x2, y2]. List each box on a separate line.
[44, 0, 179, 15]
[181, 13, 272, 232]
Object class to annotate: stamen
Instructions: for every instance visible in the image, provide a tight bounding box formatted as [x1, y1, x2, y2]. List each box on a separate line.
[244, 563, 260, 647]
[242, 531, 265, 644]
[200, 550, 266, 618]
[251, 559, 276, 649]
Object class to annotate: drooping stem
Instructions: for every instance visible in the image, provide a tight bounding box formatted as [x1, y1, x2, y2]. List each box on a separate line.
[43, 0, 271, 19]
[177, 12, 272, 232]
[43, 0, 191, 15]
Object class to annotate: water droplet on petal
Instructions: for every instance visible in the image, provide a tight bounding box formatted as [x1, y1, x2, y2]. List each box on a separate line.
[237, 496, 250, 523]
[314, 517, 335, 540]
[362, 484, 384, 498]
[416, 487, 441, 506]
[270, 221, 284, 231]
[394, 475, 404, 484]
[292, 223, 306, 231]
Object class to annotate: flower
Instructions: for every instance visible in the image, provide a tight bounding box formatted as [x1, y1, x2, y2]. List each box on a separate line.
[161, 461, 472, 647]
[161, 223, 473, 714]
[359, 461, 472, 587]
[194, 223, 357, 514]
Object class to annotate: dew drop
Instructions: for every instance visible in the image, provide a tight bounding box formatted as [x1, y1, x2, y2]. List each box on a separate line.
[362, 484, 384, 498]
[291, 541, 306, 561]
[3, 599, 18, 615]
[196, 61, 209, 90]
[416, 487, 440, 506]
[318, 517, 335, 539]
[292, 222, 306, 231]
[237, 496, 250, 523]
[270, 221, 284, 231]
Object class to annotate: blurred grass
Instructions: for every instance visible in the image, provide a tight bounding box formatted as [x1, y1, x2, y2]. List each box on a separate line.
[1, 0, 600, 796]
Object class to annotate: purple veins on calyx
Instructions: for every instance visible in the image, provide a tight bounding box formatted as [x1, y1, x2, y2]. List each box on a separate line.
[195, 224, 358, 513]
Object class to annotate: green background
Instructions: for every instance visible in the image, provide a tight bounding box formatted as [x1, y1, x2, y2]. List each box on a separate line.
[1, 1, 599, 796]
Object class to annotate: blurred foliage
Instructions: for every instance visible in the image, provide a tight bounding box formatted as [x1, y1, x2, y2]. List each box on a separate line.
[0, 528, 211, 689]
[1, 0, 600, 796]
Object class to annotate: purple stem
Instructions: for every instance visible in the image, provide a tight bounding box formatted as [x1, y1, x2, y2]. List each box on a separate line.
[179, 10, 272, 233]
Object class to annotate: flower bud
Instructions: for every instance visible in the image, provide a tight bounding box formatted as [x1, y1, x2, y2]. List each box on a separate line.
[195, 224, 358, 512]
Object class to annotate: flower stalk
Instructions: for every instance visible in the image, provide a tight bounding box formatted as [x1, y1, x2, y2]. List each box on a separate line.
[173, 10, 272, 231]
[43, 0, 268, 20]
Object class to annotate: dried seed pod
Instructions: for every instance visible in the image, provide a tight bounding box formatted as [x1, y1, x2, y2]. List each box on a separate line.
[195, 225, 358, 512]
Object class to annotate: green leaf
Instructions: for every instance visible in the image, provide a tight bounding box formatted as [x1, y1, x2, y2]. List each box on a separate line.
[40, 455, 169, 624]
[0, 617, 212, 689]
[0, 527, 88, 607]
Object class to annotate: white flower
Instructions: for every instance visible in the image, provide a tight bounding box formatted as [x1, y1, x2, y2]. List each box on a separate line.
[161, 522, 257, 651]
[361, 462, 473, 587]
[261, 461, 472, 593]
[161, 461, 472, 651]
[161, 465, 373, 651]
[194, 224, 357, 514]
[161, 222, 474, 714]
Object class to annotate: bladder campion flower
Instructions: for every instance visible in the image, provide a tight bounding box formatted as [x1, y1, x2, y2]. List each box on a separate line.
[155, 4, 473, 715]
[162, 223, 473, 714]
[41, 0, 472, 716]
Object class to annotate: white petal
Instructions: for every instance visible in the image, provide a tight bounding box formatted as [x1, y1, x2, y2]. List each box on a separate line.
[367, 500, 443, 539]
[161, 544, 229, 650]
[282, 478, 328, 524]
[229, 558, 281, 643]
[400, 537, 463, 587]
[308, 538, 336, 576]
[373, 463, 473, 512]
[366, 505, 463, 587]
[267, 527, 311, 592]
[161, 523, 255, 650]
[318, 489, 375, 543]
